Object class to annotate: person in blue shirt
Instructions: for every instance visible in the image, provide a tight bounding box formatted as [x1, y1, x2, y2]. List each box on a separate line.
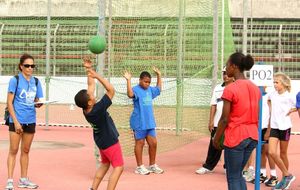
[5, 53, 43, 190]
[123, 67, 164, 175]
[75, 57, 124, 190]
[297, 91, 300, 118]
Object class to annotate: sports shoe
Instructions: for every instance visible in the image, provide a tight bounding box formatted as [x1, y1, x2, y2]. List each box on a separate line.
[250, 173, 268, 184]
[265, 176, 279, 187]
[18, 178, 38, 189]
[5, 180, 14, 190]
[135, 165, 150, 175]
[279, 175, 296, 190]
[148, 164, 164, 174]
[195, 167, 213, 175]
[244, 168, 255, 182]
[272, 180, 284, 190]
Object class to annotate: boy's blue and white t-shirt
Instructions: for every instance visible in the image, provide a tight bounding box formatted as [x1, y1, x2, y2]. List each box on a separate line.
[130, 85, 160, 130]
[8, 73, 43, 124]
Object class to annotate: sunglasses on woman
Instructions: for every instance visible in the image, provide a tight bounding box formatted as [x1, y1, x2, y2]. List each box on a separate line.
[23, 64, 36, 68]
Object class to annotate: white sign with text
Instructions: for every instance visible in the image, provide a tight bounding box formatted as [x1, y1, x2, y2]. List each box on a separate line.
[250, 65, 273, 86]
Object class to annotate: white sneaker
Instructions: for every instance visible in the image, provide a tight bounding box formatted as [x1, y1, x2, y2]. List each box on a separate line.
[5, 180, 14, 190]
[148, 164, 164, 174]
[18, 178, 38, 189]
[195, 167, 213, 175]
[135, 165, 150, 175]
[244, 168, 255, 182]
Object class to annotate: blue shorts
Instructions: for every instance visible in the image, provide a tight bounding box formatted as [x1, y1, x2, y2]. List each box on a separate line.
[133, 129, 156, 140]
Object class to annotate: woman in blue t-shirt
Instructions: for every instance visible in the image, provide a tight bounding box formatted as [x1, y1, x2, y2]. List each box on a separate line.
[5, 54, 43, 190]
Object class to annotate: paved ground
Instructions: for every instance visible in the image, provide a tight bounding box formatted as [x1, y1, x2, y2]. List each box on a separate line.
[0, 113, 299, 190]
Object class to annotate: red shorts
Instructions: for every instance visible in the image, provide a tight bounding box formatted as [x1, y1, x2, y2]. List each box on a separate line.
[99, 142, 124, 168]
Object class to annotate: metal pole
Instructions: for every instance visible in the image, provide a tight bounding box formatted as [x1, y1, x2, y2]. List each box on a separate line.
[53, 24, 59, 76]
[45, 0, 51, 130]
[221, 0, 225, 77]
[176, 0, 184, 135]
[108, 0, 112, 80]
[250, 0, 253, 55]
[96, 0, 106, 99]
[0, 24, 4, 75]
[164, 24, 169, 78]
[278, 24, 283, 72]
[242, 0, 248, 55]
[212, 0, 219, 91]
[255, 86, 264, 190]
[94, 0, 107, 168]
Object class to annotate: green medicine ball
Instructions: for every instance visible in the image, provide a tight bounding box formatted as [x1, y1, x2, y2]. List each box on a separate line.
[88, 35, 106, 54]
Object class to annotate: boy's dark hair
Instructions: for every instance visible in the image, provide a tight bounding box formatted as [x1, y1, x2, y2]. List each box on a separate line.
[139, 71, 151, 79]
[229, 52, 254, 72]
[74, 89, 89, 110]
[19, 53, 34, 71]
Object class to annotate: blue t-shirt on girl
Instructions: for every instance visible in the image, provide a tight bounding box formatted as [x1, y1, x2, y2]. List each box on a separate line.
[130, 85, 160, 130]
[296, 91, 300, 109]
[7, 73, 43, 124]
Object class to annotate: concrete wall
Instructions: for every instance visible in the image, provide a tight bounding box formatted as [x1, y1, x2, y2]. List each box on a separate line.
[1, 0, 299, 18]
[229, 0, 300, 19]
[0, 0, 211, 17]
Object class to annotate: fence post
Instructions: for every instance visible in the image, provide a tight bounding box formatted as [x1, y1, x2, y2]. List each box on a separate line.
[278, 24, 283, 72]
[45, 0, 52, 130]
[176, 0, 185, 135]
[212, 0, 219, 92]
[53, 24, 60, 76]
[0, 24, 4, 75]
[242, 0, 248, 55]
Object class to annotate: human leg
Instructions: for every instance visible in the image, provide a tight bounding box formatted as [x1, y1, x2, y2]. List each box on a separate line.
[225, 138, 257, 190]
[20, 132, 35, 178]
[7, 132, 21, 178]
[107, 166, 124, 190]
[6, 132, 21, 190]
[91, 163, 110, 190]
[18, 132, 38, 189]
[133, 130, 150, 175]
[146, 130, 164, 174]
[268, 137, 289, 176]
[202, 127, 223, 171]
[145, 133, 157, 166]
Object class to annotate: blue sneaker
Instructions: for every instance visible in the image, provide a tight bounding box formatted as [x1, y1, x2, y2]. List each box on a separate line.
[272, 180, 284, 190]
[272, 175, 296, 190]
[281, 175, 296, 190]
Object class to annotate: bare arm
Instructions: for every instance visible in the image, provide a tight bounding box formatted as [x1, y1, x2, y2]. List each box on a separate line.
[213, 99, 230, 150]
[264, 100, 272, 140]
[7, 92, 23, 133]
[208, 105, 217, 132]
[153, 66, 162, 90]
[123, 70, 134, 98]
[83, 57, 115, 100]
[287, 108, 297, 116]
[87, 68, 115, 100]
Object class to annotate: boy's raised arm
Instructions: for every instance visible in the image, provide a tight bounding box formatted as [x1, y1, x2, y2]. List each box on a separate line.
[153, 66, 162, 90]
[123, 70, 134, 98]
[83, 57, 96, 98]
[83, 57, 115, 100]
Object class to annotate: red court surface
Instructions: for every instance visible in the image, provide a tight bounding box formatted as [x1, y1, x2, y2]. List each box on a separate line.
[0, 113, 300, 190]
